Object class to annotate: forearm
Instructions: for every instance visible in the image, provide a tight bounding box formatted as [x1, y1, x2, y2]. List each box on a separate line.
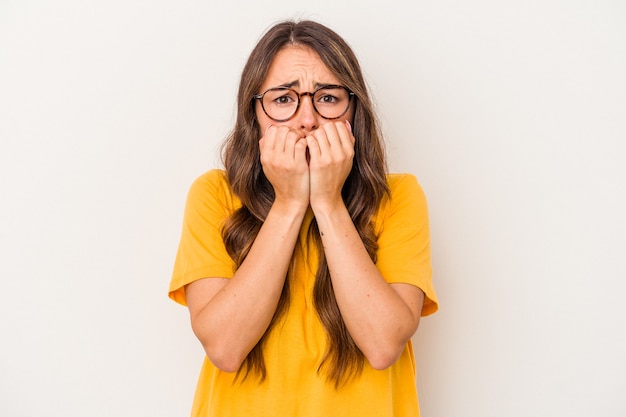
[313, 203, 422, 369]
[189, 202, 306, 371]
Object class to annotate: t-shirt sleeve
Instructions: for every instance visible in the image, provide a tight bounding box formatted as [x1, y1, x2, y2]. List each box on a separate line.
[375, 174, 439, 316]
[168, 170, 236, 306]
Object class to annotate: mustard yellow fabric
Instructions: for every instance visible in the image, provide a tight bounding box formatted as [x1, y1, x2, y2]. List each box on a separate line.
[169, 169, 438, 417]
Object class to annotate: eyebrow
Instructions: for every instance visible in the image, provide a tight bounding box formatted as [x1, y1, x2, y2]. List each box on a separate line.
[275, 80, 335, 90]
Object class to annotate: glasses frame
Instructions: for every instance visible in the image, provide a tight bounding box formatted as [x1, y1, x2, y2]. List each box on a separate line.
[253, 84, 355, 122]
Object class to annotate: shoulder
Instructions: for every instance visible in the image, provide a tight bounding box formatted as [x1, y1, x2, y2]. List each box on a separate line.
[185, 169, 240, 213]
[374, 173, 428, 228]
[190, 169, 229, 191]
[188, 169, 232, 199]
[385, 173, 427, 206]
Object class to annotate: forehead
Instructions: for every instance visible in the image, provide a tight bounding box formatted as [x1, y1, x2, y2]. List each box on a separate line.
[261, 45, 340, 90]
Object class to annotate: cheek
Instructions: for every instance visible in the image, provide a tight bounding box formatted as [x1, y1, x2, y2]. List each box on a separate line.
[255, 100, 296, 131]
[255, 106, 271, 136]
[342, 103, 356, 122]
[256, 105, 298, 133]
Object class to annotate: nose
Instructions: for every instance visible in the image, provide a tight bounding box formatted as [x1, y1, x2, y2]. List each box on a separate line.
[295, 93, 319, 132]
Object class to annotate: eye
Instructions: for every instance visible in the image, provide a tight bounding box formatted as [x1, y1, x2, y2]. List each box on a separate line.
[315, 87, 348, 106]
[318, 93, 339, 104]
[274, 94, 295, 104]
[266, 89, 298, 106]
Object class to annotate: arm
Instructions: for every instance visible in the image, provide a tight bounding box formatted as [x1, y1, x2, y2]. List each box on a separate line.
[186, 126, 310, 372]
[307, 121, 424, 369]
[186, 202, 306, 372]
[312, 205, 424, 369]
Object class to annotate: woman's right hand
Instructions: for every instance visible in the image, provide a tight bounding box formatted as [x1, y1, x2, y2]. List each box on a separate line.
[260, 125, 310, 209]
[185, 126, 311, 372]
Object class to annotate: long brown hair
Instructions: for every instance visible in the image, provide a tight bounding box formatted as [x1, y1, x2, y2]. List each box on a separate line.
[220, 20, 389, 388]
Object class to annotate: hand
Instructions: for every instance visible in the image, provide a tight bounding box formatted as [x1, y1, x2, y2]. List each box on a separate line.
[259, 125, 310, 209]
[306, 121, 355, 211]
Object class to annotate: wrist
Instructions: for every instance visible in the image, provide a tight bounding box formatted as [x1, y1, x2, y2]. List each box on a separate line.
[270, 197, 309, 218]
[309, 197, 347, 219]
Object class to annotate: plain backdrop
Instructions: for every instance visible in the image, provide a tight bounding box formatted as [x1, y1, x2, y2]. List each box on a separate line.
[1, 1, 625, 416]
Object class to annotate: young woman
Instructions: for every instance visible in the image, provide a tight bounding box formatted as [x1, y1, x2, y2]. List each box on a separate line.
[169, 19, 438, 417]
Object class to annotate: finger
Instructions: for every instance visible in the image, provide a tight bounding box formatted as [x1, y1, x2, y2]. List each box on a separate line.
[306, 134, 320, 158]
[334, 120, 354, 145]
[278, 126, 295, 153]
[324, 121, 351, 151]
[260, 124, 277, 152]
[294, 137, 308, 165]
[319, 123, 349, 163]
[283, 129, 300, 159]
[310, 126, 331, 156]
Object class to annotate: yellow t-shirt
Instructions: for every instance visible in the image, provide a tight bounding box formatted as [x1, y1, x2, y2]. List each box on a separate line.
[169, 169, 438, 417]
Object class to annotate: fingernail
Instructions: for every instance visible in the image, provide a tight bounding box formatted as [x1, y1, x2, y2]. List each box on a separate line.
[345, 120, 352, 132]
[264, 124, 273, 136]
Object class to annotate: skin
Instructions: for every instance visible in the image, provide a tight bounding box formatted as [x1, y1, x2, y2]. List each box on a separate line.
[185, 45, 425, 372]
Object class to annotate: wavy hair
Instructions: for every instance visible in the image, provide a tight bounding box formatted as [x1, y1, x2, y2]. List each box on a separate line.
[220, 20, 389, 388]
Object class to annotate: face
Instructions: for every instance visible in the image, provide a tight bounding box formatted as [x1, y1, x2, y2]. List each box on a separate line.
[255, 45, 354, 134]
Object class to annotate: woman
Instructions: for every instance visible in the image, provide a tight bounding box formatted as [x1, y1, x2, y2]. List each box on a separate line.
[169, 19, 438, 417]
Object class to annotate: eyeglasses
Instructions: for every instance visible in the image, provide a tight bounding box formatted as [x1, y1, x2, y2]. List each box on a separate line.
[253, 85, 354, 122]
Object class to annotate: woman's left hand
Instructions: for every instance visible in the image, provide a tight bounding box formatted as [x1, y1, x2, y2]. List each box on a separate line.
[306, 120, 355, 211]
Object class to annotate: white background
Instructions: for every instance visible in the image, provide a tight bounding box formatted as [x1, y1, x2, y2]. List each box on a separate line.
[1, 1, 625, 416]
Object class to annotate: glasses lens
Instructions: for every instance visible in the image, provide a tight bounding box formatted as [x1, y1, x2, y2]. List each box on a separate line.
[313, 87, 351, 119]
[260, 86, 352, 121]
[262, 88, 299, 121]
